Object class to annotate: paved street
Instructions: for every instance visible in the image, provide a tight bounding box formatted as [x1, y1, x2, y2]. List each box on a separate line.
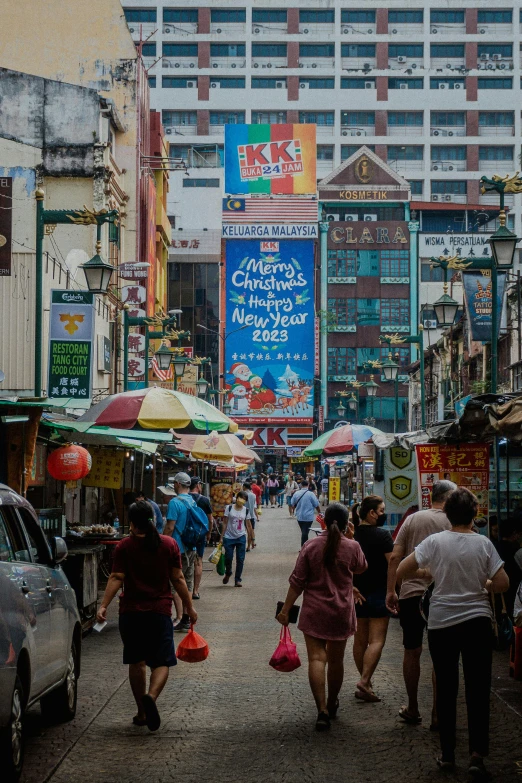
[22, 508, 522, 783]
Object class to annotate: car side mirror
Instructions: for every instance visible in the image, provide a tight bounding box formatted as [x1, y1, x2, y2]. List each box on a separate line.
[51, 536, 68, 565]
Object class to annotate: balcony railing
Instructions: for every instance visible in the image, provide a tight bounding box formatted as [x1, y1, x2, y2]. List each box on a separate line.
[431, 126, 466, 137]
[162, 58, 198, 70]
[430, 58, 465, 70]
[299, 58, 336, 70]
[210, 57, 246, 69]
[431, 160, 466, 171]
[341, 57, 376, 70]
[478, 125, 514, 136]
[162, 22, 198, 35]
[388, 125, 423, 136]
[480, 159, 514, 171]
[252, 57, 288, 69]
[341, 125, 375, 137]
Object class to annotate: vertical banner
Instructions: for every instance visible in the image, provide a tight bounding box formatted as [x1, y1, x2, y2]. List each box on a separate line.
[415, 443, 489, 518]
[224, 124, 316, 195]
[48, 290, 94, 400]
[328, 476, 341, 502]
[225, 239, 315, 423]
[0, 176, 12, 276]
[374, 447, 418, 531]
[462, 270, 506, 342]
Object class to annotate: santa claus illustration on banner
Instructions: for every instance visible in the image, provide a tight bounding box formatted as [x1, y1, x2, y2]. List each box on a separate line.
[226, 362, 276, 414]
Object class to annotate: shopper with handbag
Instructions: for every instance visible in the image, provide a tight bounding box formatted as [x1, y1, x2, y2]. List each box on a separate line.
[397, 487, 509, 780]
[291, 479, 320, 548]
[277, 502, 367, 731]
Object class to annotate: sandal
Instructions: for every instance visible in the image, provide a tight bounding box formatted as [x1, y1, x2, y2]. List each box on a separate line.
[141, 694, 161, 732]
[192, 592, 200, 600]
[315, 711, 331, 732]
[354, 686, 381, 703]
[327, 698, 340, 719]
[398, 707, 422, 725]
[132, 716, 147, 726]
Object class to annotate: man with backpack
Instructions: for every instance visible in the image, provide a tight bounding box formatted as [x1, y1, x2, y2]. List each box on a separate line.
[164, 473, 209, 632]
[291, 479, 319, 549]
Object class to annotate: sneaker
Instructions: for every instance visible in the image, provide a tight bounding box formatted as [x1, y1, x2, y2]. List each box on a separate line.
[222, 574, 231, 584]
[175, 620, 191, 633]
[234, 581, 243, 588]
[469, 758, 491, 780]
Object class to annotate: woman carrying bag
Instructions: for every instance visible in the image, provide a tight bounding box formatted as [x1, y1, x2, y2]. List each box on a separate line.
[397, 487, 509, 780]
[277, 502, 367, 731]
[219, 491, 253, 587]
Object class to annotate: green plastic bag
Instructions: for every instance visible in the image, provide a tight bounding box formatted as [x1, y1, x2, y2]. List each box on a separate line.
[216, 550, 226, 576]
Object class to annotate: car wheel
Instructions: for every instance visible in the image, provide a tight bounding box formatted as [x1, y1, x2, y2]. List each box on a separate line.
[0, 675, 25, 782]
[40, 642, 78, 723]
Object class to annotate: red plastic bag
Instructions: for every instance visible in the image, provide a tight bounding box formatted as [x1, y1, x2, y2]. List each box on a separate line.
[176, 624, 209, 663]
[269, 626, 301, 673]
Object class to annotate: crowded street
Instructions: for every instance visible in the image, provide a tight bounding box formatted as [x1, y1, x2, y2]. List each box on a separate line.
[20, 507, 522, 783]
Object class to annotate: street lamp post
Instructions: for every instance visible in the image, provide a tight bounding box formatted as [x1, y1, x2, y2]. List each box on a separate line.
[381, 353, 400, 432]
[380, 331, 426, 429]
[196, 323, 249, 409]
[123, 309, 190, 391]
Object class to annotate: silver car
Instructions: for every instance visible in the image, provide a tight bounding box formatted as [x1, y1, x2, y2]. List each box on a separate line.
[0, 485, 81, 782]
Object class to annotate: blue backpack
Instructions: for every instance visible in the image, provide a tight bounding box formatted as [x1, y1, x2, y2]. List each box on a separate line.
[176, 495, 209, 549]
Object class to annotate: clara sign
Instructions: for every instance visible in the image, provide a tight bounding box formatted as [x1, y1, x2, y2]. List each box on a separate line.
[48, 290, 94, 400]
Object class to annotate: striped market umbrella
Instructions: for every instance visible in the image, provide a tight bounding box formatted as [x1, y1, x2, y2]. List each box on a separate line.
[174, 432, 261, 464]
[302, 423, 383, 458]
[77, 387, 238, 433]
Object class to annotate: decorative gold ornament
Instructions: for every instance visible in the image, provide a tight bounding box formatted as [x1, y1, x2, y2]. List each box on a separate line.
[354, 155, 374, 184]
[66, 206, 110, 225]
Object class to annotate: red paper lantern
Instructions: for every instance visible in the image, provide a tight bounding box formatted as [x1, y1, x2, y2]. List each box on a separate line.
[47, 445, 92, 481]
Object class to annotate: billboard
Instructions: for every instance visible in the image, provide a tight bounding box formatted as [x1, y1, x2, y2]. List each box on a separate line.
[224, 124, 316, 195]
[48, 290, 94, 400]
[225, 239, 315, 424]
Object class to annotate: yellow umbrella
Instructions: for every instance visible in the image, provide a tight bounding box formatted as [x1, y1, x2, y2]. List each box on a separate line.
[175, 432, 260, 463]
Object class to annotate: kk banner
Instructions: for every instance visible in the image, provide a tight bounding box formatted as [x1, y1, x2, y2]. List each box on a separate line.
[462, 270, 506, 342]
[225, 239, 315, 424]
[48, 290, 94, 400]
[374, 447, 418, 531]
[224, 124, 316, 195]
[415, 443, 489, 519]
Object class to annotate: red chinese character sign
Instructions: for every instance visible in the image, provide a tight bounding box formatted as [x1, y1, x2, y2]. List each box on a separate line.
[415, 444, 489, 519]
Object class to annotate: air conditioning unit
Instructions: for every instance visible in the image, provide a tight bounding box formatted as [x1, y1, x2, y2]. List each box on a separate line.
[186, 81, 196, 88]
[164, 27, 171, 33]
[447, 130, 454, 135]
[445, 194, 452, 202]
[342, 28, 350, 34]
[166, 128, 172, 135]
[299, 82, 308, 89]
[479, 28, 486, 34]
[327, 213, 340, 221]
[411, 63, 418, 69]
[364, 214, 377, 221]
[447, 164, 455, 171]
[216, 28, 222, 34]
[210, 82, 220, 88]
[345, 214, 358, 221]
[499, 63, 507, 70]
[231, 63, 237, 68]
[253, 27, 260, 34]
[391, 29, 398, 35]
[364, 81, 374, 89]
[303, 28, 309, 34]
[423, 320, 437, 329]
[492, 54, 502, 61]
[275, 81, 285, 88]
[432, 163, 440, 170]
[399, 83, 408, 89]
[397, 56, 407, 63]
[446, 63, 453, 70]
[438, 82, 450, 90]
[432, 129, 441, 136]
[129, 27, 135, 33]
[342, 131, 348, 136]
[480, 53, 489, 61]
[266, 63, 273, 68]
[454, 83, 463, 90]
[431, 194, 439, 201]
[253, 63, 259, 68]
[487, 63, 495, 70]
[212, 63, 218, 68]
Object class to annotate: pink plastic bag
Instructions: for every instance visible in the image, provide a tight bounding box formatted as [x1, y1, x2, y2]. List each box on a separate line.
[269, 626, 301, 673]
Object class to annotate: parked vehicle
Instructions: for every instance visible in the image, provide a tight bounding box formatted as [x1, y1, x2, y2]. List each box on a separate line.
[0, 484, 81, 781]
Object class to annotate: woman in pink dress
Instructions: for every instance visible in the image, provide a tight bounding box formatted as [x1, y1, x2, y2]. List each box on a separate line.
[277, 502, 367, 731]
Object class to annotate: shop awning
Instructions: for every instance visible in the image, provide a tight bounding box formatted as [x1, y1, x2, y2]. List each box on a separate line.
[41, 418, 174, 452]
[0, 396, 91, 411]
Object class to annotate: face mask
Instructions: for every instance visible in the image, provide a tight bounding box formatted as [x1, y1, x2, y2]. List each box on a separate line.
[236, 498, 246, 507]
[376, 512, 387, 527]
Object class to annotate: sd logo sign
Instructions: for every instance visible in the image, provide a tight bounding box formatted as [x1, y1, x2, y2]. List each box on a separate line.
[390, 448, 412, 470]
[389, 475, 412, 501]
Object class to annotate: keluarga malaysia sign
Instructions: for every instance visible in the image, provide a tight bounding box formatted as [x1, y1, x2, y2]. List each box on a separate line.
[222, 224, 318, 238]
[48, 290, 94, 400]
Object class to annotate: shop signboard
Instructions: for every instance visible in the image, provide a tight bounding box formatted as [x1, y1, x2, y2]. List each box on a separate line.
[329, 477, 341, 502]
[415, 443, 489, 519]
[83, 448, 125, 489]
[48, 290, 94, 400]
[286, 447, 302, 456]
[98, 335, 112, 373]
[222, 224, 318, 239]
[225, 239, 315, 424]
[0, 176, 12, 276]
[374, 447, 418, 531]
[224, 124, 316, 195]
[118, 262, 150, 280]
[462, 270, 506, 343]
[419, 233, 491, 259]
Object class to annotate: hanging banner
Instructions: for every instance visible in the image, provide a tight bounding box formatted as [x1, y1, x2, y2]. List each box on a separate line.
[225, 239, 315, 424]
[374, 447, 418, 531]
[415, 443, 489, 519]
[0, 176, 12, 276]
[462, 270, 506, 343]
[225, 124, 316, 195]
[48, 290, 94, 400]
[328, 477, 341, 502]
[83, 448, 125, 489]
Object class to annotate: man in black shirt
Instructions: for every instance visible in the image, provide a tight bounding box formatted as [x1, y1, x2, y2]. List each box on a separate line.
[189, 477, 214, 600]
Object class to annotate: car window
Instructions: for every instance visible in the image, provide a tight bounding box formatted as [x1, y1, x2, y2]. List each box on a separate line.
[16, 508, 51, 565]
[0, 510, 15, 562]
[1, 506, 32, 562]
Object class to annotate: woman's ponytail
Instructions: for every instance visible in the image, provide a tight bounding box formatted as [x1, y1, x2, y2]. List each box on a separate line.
[128, 500, 161, 553]
[322, 502, 349, 570]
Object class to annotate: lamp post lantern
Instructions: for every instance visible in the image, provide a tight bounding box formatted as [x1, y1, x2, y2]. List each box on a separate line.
[154, 342, 173, 372]
[196, 377, 209, 397]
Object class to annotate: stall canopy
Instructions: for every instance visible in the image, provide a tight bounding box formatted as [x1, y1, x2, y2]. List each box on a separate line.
[303, 423, 384, 457]
[41, 418, 174, 452]
[173, 432, 261, 464]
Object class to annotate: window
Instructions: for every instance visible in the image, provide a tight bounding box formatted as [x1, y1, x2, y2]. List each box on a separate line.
[141, 43, 156, 57]
[479, 111, 514, 126]
[478, 78, 512, 90]
[252, 43, 287, 58]
[300, 44, 335, 58]
[388, 112, 423, 127]
[388, 44, 423, 59]
[298, 111, 334, 126]
[183, 179, 220, 188]
[421, 260, 444, 282]
[408, 180, 423, 195]
[210, 43, 246, 57]
[341, 111, 375, 126]
[341, 44, 376, 58]
[317, 145, 334, 161]
[479, 146, 514, 161]
[431, 146, 466, 161]
[388, 146, 423, 161]
[477, 44, 512, 58]
[162, 77, 197, 88]
[389, 10, 423, 24]
[148, 76, 156, 88]
[300, 78, 335, 89]
[211, 78, 245, 89]
[380, 250, 409, 277]
[17, 509, 50, 565]
[163, 43, 197, 57]
[252, 111, 287, 124]
[431, 112, 465, 127]
[252, 78, 286, 89]
[341, 78, 375, 89]
[389, 78, 423, 89]
[0, 513, 14, 562]
[327, 298, 356, 325]
[124, 8, 157, 23]
[328, 347, 356, 376]
[327, 249, 357, 277]
[252, 9, 287, 23]
[357, 298, 380, 326]
[430, 78, 465, 90]
[478, 10, 512, 24]
[381, 299, 409, 326]
[357, 347, 381, 370]
[163, 8, 198, 23]
[430, 44, 465, 58]
[210, 112, 245, 125]
[341, 10, 375, 24]
[430, 10, 464, 24]
[380, 347, 410, 366]
[357, 250, 379, 276]
[300, 10, 334, 23]
[162, 111, 197, 125]
[431, 181, 466, 194]
[211, 9, 246, 23]
[341, 145, 374, 159]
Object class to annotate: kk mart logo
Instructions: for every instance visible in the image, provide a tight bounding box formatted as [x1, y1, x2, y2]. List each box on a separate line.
[238, 139, 303, 181]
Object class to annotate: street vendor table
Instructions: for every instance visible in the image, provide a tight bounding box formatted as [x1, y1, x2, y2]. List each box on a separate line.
[62, 542, 106, 633]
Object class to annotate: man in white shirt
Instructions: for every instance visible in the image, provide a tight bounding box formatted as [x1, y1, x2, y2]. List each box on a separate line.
[386, 479, 456, 726]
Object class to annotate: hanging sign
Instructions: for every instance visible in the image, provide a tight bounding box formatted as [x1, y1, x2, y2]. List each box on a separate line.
[415, 443, 489, 519]
[462, 270, 506, 342]
[0, 177, 12, 276]
[122, 285, 147, 305]
[328, 477, 341, 502]
[48, 290, 94, 400]
[118, 262, 150, 280]
[83, 448, 125, 489]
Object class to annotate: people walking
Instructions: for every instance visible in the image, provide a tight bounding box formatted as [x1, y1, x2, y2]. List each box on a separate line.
[352, 495, 393, 703]
[277, 502, 367, 730]
[320, 476, 329, 507]
[386, 480, 456, 727]
[242, 480, 259, 550]
[285, 474, 299, 516]
[266, 475, 279, 508]
[260, 474, 269, 507]
[291, 479, 320, 548]
[277, 474, 285, 508]
[220, 490, 253, 587]
[189, 477, 213, 600]
[96, 500, 197, 731]
[250, 476, 262, 509]
[135, 490, 164, 533]
[397, 487, 509, 779]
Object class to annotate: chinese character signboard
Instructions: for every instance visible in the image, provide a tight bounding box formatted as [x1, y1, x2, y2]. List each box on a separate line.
[0, 177, 12, 276]
[225, 240, 315, 424]
[415, 443, 489, 519]
[83, 448, 125, 489]
[329, 477, 341, 502]
[48, 290, 94, 400]
[225, 124, 316, 195]
[462, 270, 506, 343]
